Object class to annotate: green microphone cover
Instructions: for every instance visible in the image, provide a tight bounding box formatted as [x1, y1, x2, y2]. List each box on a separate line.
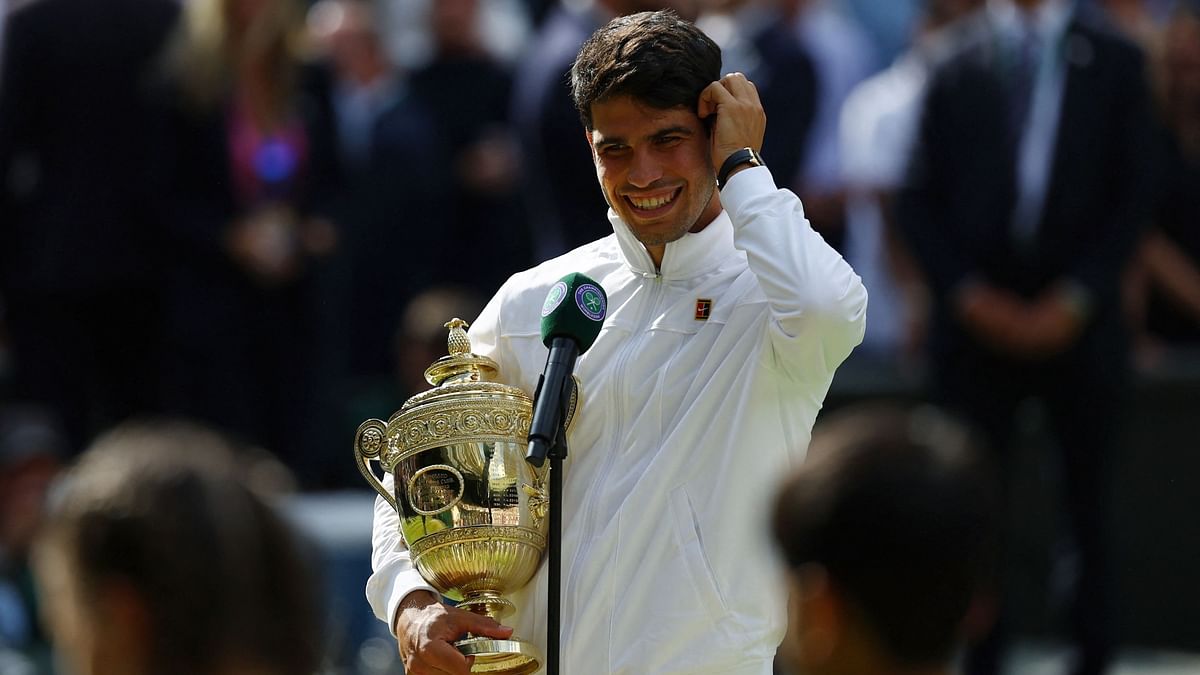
[539, 272, 607, 351]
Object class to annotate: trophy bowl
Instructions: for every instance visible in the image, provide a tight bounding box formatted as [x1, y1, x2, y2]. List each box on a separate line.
[355, 319, 548, 675]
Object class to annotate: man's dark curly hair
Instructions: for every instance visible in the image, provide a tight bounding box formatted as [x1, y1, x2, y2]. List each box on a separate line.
[570, 10, 722, 130]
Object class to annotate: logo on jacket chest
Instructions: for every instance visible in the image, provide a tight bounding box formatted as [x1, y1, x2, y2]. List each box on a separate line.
[694, 299, 713, 321]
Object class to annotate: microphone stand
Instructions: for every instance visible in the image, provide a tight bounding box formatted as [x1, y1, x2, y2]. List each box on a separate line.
[544, 382, 570, 675]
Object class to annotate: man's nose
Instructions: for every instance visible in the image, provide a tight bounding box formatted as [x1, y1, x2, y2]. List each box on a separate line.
[627, 149, 663, 188]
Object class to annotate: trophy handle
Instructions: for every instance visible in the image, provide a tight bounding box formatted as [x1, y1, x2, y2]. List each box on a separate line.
[354, 419, 397, 511]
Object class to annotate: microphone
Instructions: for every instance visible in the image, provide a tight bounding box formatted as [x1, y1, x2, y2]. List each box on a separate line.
[526, 273, 607, 467]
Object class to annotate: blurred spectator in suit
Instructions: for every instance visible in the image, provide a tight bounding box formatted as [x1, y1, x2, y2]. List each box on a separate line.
[772, 404, 997, 675]
[0, 406, 65, 672]
[0, 0, 179, 450]
[160, 0, 341, 486]
[898, 1, 1158, 673]
[782, 0, 877, 251]
[307, 0, 475, 479]
[838, 0, 983, 362]
[697, 0, 819, 196]
[1130, 1, 1200, 356]
[510, 0, 700, 260]
[31, 421, 320, 675]
[412, 0, 533, 293]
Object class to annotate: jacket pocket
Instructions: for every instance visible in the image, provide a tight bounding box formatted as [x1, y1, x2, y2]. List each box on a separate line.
[668, 485, 733, 625]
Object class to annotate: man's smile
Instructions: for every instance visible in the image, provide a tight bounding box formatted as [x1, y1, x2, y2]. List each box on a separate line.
[623, 186, 683, 216]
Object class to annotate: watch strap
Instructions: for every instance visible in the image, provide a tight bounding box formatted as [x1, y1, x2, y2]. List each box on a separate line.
[717, 147, 764, 189]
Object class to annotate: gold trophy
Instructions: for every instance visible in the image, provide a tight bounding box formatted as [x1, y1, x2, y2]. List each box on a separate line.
[355, 319, 559, 675]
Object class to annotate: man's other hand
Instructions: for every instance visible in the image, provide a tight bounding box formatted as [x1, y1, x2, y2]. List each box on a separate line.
[394, 590, 514, 674]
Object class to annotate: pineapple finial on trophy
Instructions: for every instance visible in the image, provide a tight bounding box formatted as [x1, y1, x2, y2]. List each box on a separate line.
[445, 318, 471, 356]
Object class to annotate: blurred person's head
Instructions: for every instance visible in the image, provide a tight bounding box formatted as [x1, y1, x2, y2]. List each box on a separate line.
[429, 0, 484, 57]
[308, 0, 392, 85]
[0, 406, 67, 563]
[771, 404, 998, 675]
[32, 422, 320, 675]
[394, 287, 487, 395]
[921, 0, 984, 31]
[168, 0, 305, 117]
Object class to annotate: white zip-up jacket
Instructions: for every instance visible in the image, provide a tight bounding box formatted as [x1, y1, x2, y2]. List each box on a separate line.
[368, 166, 867, 674]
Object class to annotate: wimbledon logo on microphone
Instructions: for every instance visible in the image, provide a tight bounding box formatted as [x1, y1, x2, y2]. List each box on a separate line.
[575, 284, 606, 321]
[541, 281, 569, 317]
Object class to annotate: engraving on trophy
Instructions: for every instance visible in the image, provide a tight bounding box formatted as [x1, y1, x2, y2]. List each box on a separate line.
[407, 465, 466, 516]
[490, 484, 519, 509]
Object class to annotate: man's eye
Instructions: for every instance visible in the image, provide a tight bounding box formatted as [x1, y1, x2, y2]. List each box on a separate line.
[657, 136, 683, 146]
[602, 146, 629, 157]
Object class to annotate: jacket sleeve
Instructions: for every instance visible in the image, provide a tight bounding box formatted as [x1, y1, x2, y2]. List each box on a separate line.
[720, 165, 868, 381]
[366, 471, 438, 634]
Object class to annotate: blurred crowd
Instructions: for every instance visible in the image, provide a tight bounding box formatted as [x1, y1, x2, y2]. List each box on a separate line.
[1, 0, 1199, 672]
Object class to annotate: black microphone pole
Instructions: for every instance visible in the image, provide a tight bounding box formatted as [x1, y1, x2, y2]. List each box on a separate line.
[527, 371, 572, 675]
[545, 382, 569, 675]
[526, 271, 606, 674]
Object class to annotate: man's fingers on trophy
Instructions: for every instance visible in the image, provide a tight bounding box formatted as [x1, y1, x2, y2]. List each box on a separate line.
[413, 639, 472, 674]
[455, 609, 514, 639]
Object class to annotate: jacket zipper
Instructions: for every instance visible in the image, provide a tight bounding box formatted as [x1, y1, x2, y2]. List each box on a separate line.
[562, 271, 664, 661]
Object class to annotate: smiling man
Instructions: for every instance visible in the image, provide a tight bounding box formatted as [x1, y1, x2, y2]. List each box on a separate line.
[368, 10, 867, 675]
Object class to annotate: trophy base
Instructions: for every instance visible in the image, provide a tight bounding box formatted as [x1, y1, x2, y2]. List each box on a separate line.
[456, 635, 542, 674]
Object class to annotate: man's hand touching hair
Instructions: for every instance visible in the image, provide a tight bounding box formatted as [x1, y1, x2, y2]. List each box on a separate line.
[697, 72, 767, 175]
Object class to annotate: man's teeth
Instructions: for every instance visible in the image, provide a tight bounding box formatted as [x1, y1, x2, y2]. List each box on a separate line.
[630, 193, 675, 209]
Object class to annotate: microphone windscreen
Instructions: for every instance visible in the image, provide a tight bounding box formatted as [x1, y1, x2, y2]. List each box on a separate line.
[539, 273, 607, 352]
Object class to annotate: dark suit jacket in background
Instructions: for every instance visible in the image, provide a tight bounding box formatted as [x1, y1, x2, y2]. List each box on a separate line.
[899, 8, 1157, 357]
[0, 0, 179, 295]
[0, 0, 180, 447]
[897, 7, 1157, 671]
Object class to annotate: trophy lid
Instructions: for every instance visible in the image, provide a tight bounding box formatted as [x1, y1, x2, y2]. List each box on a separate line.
[423, 318, 499, 386]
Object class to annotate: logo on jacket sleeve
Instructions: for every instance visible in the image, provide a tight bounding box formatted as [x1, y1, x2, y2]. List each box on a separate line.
[695, 298, 713, 320]
[575, 284, 607, 321]
[542, 281, 569, 317]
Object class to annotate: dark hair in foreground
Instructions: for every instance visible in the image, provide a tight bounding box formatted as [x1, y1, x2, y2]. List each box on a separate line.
[772, 405, 998, 666]
[571, 10, 722, 130]
[37, 422, 322, 675]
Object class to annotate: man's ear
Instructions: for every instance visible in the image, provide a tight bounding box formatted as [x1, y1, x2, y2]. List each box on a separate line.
[787, 564, 843, 670]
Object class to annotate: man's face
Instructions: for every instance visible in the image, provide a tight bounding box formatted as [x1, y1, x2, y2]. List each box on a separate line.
[587, 96, 721, 256]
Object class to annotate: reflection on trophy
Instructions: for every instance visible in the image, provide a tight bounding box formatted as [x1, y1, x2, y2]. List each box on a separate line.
[354, 318, 553, 674]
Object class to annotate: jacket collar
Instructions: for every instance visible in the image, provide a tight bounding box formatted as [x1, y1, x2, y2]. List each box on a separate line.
[609, 207, 739, 281]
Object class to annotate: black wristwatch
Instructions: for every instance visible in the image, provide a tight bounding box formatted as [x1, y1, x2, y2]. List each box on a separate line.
[716, 147, 765, 190]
